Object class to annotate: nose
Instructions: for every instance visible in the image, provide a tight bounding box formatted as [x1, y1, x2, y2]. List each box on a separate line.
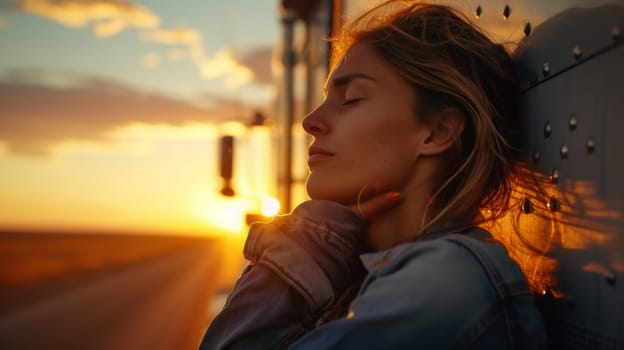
[302, 106, 328, 136]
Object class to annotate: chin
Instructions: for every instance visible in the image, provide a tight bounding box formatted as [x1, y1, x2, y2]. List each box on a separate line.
[305, 176, 359, 205]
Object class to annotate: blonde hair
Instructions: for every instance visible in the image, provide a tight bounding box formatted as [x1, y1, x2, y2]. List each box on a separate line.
[332, 1, 525, 236]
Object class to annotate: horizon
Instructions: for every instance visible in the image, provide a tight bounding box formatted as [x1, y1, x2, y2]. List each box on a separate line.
[0, 0, 280, 236]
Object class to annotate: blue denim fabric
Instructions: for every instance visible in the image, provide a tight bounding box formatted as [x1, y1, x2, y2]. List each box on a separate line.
[199, 200, 547, 349]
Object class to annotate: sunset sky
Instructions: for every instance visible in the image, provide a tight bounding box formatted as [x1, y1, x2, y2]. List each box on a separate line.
[0, 0, 616, 236]
[0, 0, 280, 235]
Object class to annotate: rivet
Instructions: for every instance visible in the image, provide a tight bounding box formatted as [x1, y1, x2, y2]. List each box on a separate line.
[613, 25, 621, 40]
[547, 197, 559, 211]
[544, 121, 552, 138]
[586, 137, 596, 153]
[524, 22, 531, 37]
[550, 169, 559, 184]
[560, 145, 569, 159]
[542, 62, 550, 77]
[532, 151, 541, 163]
[475, 5, 482, 18]
[568, 114, 577, 131]
[606, 271, 616, 285]
[503, 5, 511, 19]
[521, 198, 533, 214]
[541, 286, 553, 298]
[572, 45, 582, 60]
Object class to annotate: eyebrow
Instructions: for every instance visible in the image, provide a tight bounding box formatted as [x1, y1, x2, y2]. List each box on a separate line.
[323, 73, 377, 97]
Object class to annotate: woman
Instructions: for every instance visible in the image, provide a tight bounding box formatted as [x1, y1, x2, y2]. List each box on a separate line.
[200, 1, 547, 349]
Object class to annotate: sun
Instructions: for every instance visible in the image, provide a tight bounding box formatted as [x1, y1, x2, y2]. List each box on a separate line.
[193, 193, 249, 235]
[261, 197, 280, 217]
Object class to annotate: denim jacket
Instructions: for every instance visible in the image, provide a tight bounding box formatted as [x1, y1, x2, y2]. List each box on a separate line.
[199, 200, 547, 349]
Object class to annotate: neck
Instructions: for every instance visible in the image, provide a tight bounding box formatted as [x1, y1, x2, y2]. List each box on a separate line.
[366, 175, 436, 251]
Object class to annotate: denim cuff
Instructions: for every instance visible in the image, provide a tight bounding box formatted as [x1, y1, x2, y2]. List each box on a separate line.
[244, 200, 367, 313]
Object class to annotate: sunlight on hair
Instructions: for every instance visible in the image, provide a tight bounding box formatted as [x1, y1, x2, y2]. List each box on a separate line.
[482, 173, 624, 297]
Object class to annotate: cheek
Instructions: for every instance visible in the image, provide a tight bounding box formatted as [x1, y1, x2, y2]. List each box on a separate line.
[363, 148, 413, 185]
[306, 149, 410, 204]
[355, 127, 419, 186]
[305, 112, 418, 202]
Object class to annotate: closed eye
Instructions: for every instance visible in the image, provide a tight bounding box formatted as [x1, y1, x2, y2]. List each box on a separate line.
[342, 98, 362, 106]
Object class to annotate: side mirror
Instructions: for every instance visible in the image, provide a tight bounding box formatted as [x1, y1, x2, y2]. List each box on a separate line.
[219, 135, 235, 196]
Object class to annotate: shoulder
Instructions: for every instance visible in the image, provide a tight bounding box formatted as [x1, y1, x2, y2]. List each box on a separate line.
[352, 229, 526, 347]
[361, 233, 500, 313]
[362, 228, 516, 288]
[362, 228, 526, 289]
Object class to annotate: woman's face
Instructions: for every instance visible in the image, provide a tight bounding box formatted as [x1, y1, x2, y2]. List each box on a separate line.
[304, 42, 429, 205]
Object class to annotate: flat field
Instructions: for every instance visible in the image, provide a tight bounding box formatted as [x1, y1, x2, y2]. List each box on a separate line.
[0, 232, 222, 288]
[0, 232, 245, 350]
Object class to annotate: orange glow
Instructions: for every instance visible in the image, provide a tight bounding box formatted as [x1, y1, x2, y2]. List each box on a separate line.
[261, 197, 280, 217]
[0, 122, 277, 237]
[484, 175, 624, 297]
[193, 189, 249, 235]
[0, 0, 281, 238]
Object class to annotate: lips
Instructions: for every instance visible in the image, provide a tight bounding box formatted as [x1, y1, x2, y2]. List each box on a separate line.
[308, 145, 334, 165]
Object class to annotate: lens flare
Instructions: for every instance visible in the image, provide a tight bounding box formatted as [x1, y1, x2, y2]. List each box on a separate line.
[261, 197, 280, 217]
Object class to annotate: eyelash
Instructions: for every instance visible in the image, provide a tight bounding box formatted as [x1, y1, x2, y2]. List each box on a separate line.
[342, 98, 362, 106]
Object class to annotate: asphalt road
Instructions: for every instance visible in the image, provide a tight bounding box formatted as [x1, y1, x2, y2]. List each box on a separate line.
[0, 240, 241, 350]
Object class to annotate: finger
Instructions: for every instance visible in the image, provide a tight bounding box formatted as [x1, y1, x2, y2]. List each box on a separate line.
[352, 191, 403, 219]
[356, 181, 390, 203]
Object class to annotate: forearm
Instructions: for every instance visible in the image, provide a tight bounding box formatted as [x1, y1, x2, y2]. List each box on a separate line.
[198, 263, 312, 350]
[198, 200, 367, 350]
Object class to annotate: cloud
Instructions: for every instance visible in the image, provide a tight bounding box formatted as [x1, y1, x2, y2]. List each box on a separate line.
[141, 27, 255, 88]
[0, 140, 7, 155]
[0, 71, 252, 155]
[13, 0, 159, 37]
[141, 52, 160, 68]
[168, 48, 187, 61]
[140, 27, 201, 46]
[12, 1, 273, 88]
[198, 48, 254, 88]
[239, 47, 274, 86]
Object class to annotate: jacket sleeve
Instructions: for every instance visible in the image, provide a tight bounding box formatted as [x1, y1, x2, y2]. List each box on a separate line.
[198, 200, 367, 350]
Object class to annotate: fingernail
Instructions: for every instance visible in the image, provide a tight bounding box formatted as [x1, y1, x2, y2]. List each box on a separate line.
[386, 192, 403, 201]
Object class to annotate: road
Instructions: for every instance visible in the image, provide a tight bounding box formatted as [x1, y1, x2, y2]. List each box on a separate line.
[0, 239, 244, 350]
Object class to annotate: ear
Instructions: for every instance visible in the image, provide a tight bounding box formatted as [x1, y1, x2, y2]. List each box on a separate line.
[418, 107, 465, 156]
